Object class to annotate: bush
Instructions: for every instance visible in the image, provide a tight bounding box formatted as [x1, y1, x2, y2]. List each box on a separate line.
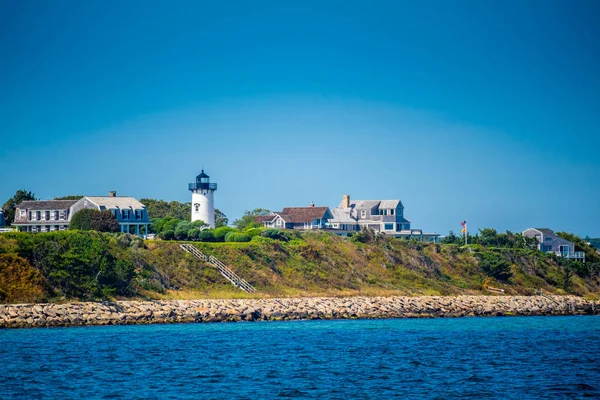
[174, 226, 188, 241]
[262, 228, 291, 242]
[224, 231, 236, 242]
[160, 230, 175, 240]
[214, 227, 236, 242]
[199, 230, 215, 242]
[477, 251, 512, 281]
[91, 210, 120, 233]
[245, 228, 262, 238]
[69, 208, 95, 231]
[225, 232, 251, 242]
[188, 229, 201, 241]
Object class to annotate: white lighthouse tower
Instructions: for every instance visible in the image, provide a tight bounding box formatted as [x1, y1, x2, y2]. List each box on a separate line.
[189, 169, 217, 228]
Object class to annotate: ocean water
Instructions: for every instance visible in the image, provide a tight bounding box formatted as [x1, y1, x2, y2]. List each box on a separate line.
[1, 316, 600, 399]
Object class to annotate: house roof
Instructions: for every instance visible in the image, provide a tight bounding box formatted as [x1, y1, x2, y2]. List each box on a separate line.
[279, 207, 332, 223]
[330, 207, 358, 223]
[84, 196, 146, 209]
[255, 215, 277, 223]
[379, 200, 402, 209]
[16, 200, 78, 211]
[349, 200, 380, 210]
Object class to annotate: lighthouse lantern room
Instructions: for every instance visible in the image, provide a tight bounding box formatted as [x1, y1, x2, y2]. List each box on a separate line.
[189, 169, 217, 228]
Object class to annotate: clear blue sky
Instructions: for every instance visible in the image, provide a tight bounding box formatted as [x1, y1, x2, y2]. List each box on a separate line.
[1, 0, 599, 236]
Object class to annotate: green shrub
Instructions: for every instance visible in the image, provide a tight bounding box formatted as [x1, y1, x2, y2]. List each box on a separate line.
[214, 227, 236, 242]
[188, 229, 201, 241]
[244, 228, 262, 238]
[477, 251, 512, 281]
[199, 230, 215, 242]
[224, 231, 236, 242]
[225, 232, 251, 242]
[262, 228, 291, 242]
[160, 230, 175, 240]
[69, 208, 95, 230]
[174, 226, 188, 241]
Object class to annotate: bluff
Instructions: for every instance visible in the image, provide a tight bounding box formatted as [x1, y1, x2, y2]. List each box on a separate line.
[0, 231, 599, 304]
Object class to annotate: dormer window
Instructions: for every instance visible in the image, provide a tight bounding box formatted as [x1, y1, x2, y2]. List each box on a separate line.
[390, 209, 395, 215]
[361, 210, 366, 218]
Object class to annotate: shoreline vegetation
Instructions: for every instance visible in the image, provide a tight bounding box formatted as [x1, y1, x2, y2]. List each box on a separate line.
[1, 228, 600, 305]
[1, 295, 598, 329]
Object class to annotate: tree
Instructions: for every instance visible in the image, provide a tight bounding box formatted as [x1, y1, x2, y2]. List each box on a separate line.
[69, 209, 95, 231]
[233, 208, 271, 230]
[2, 190, 36, 225]
[141, 198, 190, 220]
[214, 209, 228, 228]
[91, 210, 120, 233]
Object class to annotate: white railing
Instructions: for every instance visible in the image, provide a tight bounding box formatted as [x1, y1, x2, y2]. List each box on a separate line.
[180, 244, 256, 293]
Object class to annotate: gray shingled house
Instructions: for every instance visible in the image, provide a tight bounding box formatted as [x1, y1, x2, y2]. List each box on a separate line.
[522, 228, 585, 261]
[328, 195, 440, 242]
[13, 200, 78, 232]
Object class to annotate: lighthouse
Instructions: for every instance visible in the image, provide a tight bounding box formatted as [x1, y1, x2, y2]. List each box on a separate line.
[189, 169, 217, 228]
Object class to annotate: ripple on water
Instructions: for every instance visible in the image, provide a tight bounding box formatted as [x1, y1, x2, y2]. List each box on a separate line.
[1, 316, 600, 399]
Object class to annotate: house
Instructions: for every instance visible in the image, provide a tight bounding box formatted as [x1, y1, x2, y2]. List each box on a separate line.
[328, 195, 440, 242]
[522, 228, 585, 262]
[12, 200, 78, 232]
[256, 204, 333, 230]
[70, 192, 150, 235]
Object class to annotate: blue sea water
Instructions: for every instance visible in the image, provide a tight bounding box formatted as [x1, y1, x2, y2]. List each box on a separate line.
[1, 316, 600, 399]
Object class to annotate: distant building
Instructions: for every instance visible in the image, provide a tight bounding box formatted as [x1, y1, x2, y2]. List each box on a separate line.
[522, 228, 585, 262]
[0, 210, 6, 227]
[189, 169, 218, 229]
[70, 192, 150, 235]
[13, 200, 78, 232]
[328, 195, 440, 242]
[256, 204, 333, 230]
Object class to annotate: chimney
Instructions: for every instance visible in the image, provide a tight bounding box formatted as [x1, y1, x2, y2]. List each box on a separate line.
[109, 191, 116, 197]
[309, 202, 315, 208]
[342, 194, 350, 208]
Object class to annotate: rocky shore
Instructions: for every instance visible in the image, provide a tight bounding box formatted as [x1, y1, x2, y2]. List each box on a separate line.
[1, 295, 598, 329]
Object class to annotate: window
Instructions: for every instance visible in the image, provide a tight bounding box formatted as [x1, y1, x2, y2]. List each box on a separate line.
[20, 210, 26, 217]
[275, 218, 282, 227]
[135, 210, 142, 219]
[390, 209, 395, 215]
[54, 211, 59, 220]
[360, 210, 367, 218]
[194, 204, 200, 212]
[59, 211, 66, 220]
[122, 210, 129, 220]
[384, 223, 394, 230]
[29, 211, 32, 221]
[45, 211, 50, 220]
[55, 225, 59, 231]
[36, 211, 41, 221]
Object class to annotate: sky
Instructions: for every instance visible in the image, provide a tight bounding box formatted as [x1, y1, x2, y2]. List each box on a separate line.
[1, 0, 599, 236]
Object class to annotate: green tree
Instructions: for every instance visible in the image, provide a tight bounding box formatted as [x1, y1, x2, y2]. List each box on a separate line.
[91, 210, 120, 233]
[69, 209, 95, 231]
[141, 198, 190, 220]
[214, 209, 228, 228]
[2, 190, 36, 224]
[233, 208, 271, 230]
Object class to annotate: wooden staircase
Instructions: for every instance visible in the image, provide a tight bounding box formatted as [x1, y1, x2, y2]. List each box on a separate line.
[180, 244, 256, 293]
[535, 288, 560, 305]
